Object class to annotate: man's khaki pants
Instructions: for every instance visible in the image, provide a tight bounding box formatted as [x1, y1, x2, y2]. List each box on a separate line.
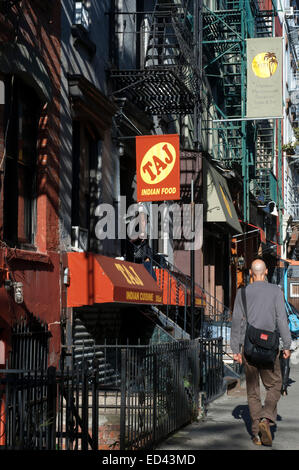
[243, 352, 282, 436]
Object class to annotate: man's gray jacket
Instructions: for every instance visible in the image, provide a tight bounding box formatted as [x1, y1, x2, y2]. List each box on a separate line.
[230, 281, 292, 354]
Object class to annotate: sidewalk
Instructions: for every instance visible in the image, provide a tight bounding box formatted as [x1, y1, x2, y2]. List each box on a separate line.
[156, 362, 299, 451]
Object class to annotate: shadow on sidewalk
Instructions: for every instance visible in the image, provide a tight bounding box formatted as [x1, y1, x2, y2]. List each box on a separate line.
[232, 405, 281, 442]
[232, 405, 252, 436]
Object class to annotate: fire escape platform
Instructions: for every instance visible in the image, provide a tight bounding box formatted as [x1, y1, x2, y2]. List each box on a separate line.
[110, 68, 195, 115]
[203, 9, 242, 62]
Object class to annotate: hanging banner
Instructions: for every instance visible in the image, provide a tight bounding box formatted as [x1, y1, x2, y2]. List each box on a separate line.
[246, 37, 283, 118]
[136, 134, 180, 202]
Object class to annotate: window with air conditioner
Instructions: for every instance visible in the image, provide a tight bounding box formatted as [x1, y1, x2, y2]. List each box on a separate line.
[71, 121, 98, 252]
[285, 6, 294, 18]
[71, 226, 89, 252]
[74, 1, 90, 32]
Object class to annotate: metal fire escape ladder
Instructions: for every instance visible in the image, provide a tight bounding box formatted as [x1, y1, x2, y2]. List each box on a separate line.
[202, 1, 281, 223]
[202, 6, 244, 171]
[109, 0, 199, 116]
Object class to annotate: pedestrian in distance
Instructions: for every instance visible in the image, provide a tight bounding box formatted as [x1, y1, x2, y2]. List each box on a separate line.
[280, 322, 299, 396]
[280, 302, 299, 395]
[231, 258, 292, 447]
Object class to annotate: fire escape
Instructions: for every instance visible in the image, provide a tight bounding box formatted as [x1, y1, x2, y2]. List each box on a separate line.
[202, 0, 282, 228]
[284, 7, 299, 259]
[109, 0, 200, 116]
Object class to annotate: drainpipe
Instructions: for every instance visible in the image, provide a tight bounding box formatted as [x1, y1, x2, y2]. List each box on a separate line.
[190, 179, 195, 339]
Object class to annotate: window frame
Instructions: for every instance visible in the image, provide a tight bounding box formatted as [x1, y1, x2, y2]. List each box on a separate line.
[71, 120, 99, 250]
[2, 76, 40, 248]
[290, 282, 299, 298]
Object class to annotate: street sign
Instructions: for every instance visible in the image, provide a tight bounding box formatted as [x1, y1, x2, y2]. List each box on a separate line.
[136, 134, 180, 202]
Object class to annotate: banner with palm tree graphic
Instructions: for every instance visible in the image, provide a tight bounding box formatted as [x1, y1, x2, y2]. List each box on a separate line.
[246, 37, 283, 119]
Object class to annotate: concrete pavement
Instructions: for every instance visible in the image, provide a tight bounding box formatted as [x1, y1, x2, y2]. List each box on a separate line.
[156, 362, 299, 451]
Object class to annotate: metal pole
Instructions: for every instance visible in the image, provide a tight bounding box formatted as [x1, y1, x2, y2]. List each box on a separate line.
[153, 352, 157, 444]
[46, 366, 57, 450]
[190, 0, 201, 338]
[193, 0, 201, 148]
[240, 2, 248, 222]
[190, 179, 195, 339]
[120, 348, 127, 451]
[278, 118, 283, 245]
[213, 116, 283, 122]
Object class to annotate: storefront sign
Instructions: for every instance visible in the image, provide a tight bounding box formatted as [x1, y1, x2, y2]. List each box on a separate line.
[246, 37, 283, 118]
[136, 134, 180, 201]
[67, 253, 163, 306]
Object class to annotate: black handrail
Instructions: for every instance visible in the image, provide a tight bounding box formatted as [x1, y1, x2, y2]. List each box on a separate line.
[125, 239, 233, 355]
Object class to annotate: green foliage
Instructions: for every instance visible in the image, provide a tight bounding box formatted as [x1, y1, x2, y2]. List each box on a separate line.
[282, 142, 295, 154]
[282, 128, 299, 155]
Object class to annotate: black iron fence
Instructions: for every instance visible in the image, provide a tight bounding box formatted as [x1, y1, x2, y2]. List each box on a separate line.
[0, 338, 223, 450]
[119, 341, 200, 450]
[0, 368, 55, 449]
[10, 317, 50, 370]
[199, 337, 224, 403]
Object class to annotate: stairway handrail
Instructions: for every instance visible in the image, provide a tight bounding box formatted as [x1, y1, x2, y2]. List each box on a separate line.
[126, 239, 232, 321]
[164, 257, 232, 320]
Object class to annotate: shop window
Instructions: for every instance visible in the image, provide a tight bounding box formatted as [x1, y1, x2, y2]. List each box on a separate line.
[3, 77, 40, 247]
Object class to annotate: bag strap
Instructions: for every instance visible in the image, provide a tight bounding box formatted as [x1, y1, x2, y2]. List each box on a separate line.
[240, 286, 248, 321]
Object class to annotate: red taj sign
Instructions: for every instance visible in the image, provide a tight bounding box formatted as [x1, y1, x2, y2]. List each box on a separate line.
[136, 134, 180, 202]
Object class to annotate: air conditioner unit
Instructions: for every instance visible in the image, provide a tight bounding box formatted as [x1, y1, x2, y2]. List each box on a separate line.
[71, 226, 89, 252]
[74, 1, 90, 32]
[285, 6, 294, 18]
[268, 201, 278, 217]
[290, 91, 299, 105]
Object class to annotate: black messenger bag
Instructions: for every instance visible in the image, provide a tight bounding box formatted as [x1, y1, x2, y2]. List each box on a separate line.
[241, 287, 279, 367]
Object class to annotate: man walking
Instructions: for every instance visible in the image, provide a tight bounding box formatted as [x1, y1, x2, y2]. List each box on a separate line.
[231, 259, 292, 446]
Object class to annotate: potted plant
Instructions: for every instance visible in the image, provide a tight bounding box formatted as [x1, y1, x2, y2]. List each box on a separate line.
[282, 142, 296, 155]
[282, 127, 299, 155]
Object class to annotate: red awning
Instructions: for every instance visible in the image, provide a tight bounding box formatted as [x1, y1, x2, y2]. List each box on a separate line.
[155, 268, 205, 307]
[67, 253, 163, 307]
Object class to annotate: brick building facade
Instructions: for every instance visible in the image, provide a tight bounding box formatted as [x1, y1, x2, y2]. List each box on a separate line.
[0, 0, 62, 368]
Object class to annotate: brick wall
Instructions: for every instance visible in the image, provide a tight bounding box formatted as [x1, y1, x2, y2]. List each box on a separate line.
[98, 423, 121, 450]
[0, 0, 62, 366]
[0, 0, 62, 252]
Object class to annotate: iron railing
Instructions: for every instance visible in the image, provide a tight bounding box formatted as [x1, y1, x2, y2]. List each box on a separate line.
[128, 239, 233, 357]
[109, 0, 200, 115]
[199, 337, 224, 403]
[120, 341, 200, 449]
[9, 317, 50, 370]
[0, 368, 55, 449]
[0, 338, 224, 450]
